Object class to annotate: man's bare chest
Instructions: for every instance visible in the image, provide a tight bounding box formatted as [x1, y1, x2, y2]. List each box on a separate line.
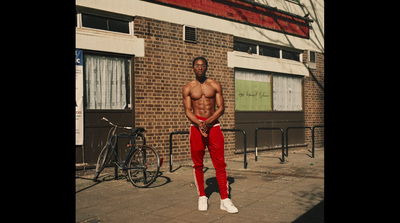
[190, 84, 216, 100]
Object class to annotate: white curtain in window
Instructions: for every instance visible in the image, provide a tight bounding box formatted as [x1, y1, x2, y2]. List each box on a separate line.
[273, 74, 302, 111]
[85, 55, 127, 109]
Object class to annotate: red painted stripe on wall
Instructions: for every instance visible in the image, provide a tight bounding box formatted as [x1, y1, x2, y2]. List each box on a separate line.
[146, 0, 309, 38]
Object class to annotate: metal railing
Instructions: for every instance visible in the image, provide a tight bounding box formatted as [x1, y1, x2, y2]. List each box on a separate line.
[285, 126, 313, 158]
[221, 129, 247, 169]
[169, 125, 324, 172]
[311, 125, 324, 158]
[168, 128, 247, 172]
[254, 125, 324, 162]
[254, 127, 285, 163]
[169, 131, 189, 172]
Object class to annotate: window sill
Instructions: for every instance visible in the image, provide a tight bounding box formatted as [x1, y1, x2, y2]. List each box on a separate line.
[227, 51, 309, 76]
[76, 28, 145, 57]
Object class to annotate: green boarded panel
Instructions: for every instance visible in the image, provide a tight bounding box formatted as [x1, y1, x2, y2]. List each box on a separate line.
[235, 79, 271, 111]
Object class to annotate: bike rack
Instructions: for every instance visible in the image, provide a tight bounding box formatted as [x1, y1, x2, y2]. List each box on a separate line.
[168, 128, 248, 172]
[286, 125, 324, 158]
[169, 131, 189, 172]
[254, 128, 285, 163]
[311, 125, 324, 158]
[253, 125, 324, 164]
[221, 129, 247, 170]
[168, 125, 323, 172]
[285, 126, 313, 159]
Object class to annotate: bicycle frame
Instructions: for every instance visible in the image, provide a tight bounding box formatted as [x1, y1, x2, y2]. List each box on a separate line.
[108, 133, 146, 170]
[94, 117, 160, 187]
[102, 116, 147, 171]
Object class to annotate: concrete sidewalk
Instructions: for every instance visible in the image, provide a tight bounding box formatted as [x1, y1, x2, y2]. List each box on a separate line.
[76, 148, 324, 222]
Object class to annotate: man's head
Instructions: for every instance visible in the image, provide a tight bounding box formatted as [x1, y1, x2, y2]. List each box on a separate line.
[192, 57, 208, 67]
[192, 57, 208, 78]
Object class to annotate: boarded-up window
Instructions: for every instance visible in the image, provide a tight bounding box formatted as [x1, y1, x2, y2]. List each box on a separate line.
[235, 69, 271, 111]
[273, 74, 302, 111]
[235, 69, 303, 112]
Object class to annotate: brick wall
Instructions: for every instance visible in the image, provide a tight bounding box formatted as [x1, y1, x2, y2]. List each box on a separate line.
[303, 51, 325, 147]
[132, 16, 324, 163]
[133, 17, 236, 162]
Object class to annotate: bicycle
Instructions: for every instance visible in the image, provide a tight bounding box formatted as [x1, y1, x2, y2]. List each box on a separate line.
[93, 117, 162, 188]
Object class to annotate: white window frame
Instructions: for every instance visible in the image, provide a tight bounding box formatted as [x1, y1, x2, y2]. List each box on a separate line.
[233, 38, 302, 62]
[76, 12, 82, 28]
[76, 9, 134, 37]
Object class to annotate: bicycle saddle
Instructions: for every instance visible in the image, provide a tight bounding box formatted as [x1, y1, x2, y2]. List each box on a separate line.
[133, 127, 145, 134]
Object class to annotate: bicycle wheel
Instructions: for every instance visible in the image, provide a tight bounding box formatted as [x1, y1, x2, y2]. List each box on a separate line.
[127, 145, 160, 187]
[93, 143, 113, 181]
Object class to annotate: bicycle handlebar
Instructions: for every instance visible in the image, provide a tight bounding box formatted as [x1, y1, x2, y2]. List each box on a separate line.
[101, 116, 112, 124]
[101, 117, 132, 130]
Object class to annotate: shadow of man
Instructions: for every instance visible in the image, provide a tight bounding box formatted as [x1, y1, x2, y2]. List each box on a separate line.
[204, 176, 235, 199]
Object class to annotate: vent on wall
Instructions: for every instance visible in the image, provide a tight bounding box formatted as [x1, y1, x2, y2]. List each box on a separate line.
[183, 25, 197, 43]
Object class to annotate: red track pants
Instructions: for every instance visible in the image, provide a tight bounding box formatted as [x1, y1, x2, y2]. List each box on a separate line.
[190, 116, 229, 199]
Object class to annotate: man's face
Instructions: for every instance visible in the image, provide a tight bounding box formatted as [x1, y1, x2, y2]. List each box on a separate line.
[193, 59, 207, 78]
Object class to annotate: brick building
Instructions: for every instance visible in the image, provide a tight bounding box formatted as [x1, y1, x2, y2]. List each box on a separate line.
[75, 0, 324, 166]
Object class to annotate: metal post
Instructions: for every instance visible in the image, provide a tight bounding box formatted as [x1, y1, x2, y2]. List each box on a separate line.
[169, 131, 189, 172]
[169, 133, 173, 172]
[285, 128, 289, 157]
[286, 126, 313, 159]
[311, 127, 315, 158]
[221, 129, 247, 169]
[114, 135, 119, 180]
[280, 128, 285, 163]
[244, 130, 247, 169]
[255, 128, 258, 161]
[311, 125, 324, 158]
[254, 128, 285, 163]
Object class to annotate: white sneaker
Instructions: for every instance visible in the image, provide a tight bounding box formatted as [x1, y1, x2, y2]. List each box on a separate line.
[220, 198, 238, 213]
[198, 196, 208, 211]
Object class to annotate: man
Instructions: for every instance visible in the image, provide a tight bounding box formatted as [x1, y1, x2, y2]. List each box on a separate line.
[182, 57, 238, 213]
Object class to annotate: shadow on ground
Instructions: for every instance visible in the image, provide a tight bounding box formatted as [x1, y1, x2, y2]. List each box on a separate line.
[292, 200, 324, 223]
[204, 176, 235, 199]
[76, 171, 172, 193]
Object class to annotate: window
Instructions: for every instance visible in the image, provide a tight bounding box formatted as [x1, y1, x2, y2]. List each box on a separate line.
[309, 51, 316, 63]
[307, 50, 316, 69]
[81, 13, 130, 34]
[282, 50, 300, 61]
[84, 54, 131, 109]
[235, 69, 271, 111]
[235, 69, 303, 112]
[233, 39, 301, 61]
[273, 74, 302, 111]
[234, 41, 257, 54]
[184, 25, 197, 43]
[259, 45, 280, 58]
[76, 10, 133, 35]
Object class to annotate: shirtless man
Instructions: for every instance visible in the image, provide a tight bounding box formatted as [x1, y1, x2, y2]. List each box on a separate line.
[182, 57, 238, 213]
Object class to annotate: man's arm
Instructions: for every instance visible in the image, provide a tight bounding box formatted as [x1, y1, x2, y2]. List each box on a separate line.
[183, 84, 209, 137]
[204, 81, 225, 126]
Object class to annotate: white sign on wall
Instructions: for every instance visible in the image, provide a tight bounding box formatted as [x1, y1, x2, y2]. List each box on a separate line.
[76, 49, 84, 145]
